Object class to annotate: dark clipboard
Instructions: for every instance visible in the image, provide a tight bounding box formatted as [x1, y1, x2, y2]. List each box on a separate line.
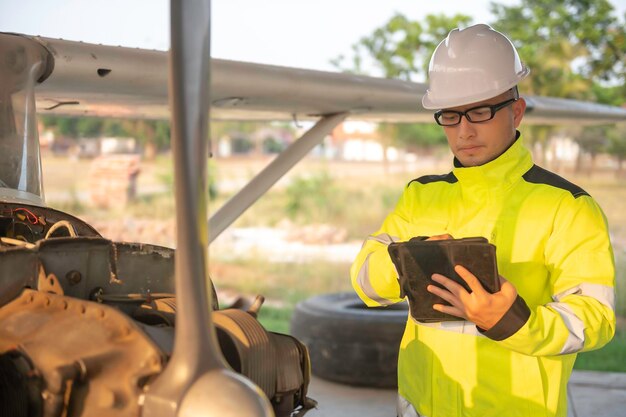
[387, 237, 500, 322]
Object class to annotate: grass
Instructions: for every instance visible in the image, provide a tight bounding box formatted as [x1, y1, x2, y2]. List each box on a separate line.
[211, 258, 354, 305]
[257, 305, 293, 334]
[614, 255, 626, 318]
[574, 324, 626, 372]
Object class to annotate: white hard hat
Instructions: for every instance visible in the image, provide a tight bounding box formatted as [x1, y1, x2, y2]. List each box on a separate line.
[422, 24, 530, 110]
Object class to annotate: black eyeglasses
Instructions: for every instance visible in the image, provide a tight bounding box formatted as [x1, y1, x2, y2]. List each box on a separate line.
[434, 98, 518, 126]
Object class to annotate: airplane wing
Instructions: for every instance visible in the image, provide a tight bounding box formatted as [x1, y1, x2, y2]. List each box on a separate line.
[29, 35, 626, 125]
[5, 31, 626, 233]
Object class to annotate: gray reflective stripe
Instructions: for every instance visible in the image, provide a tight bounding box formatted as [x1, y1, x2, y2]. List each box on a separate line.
[397, 394, 427, 417]
[549, 283, 615, 354]
[552, 286, 581, 301]
[553, 283, 615, 310]
[356, 253, 395, 306]
[366, 233, 400, 245]
[412, 317, 483, 337]
[548, 302, 585, 354]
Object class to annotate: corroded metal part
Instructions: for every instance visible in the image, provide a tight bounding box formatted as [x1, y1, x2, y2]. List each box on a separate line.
[0, 33, 51, 206]
[0, 289, 164, 417]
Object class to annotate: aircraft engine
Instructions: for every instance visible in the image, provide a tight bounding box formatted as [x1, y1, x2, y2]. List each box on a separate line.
[0, 203, 315, 417]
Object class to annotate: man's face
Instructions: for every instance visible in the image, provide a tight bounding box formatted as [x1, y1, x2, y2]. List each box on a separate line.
[440, 91, 526, 167]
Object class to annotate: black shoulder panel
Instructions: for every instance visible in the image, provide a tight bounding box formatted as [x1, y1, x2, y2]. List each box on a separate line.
[410, 172, 458, 185]
[522, 165, 590, 198]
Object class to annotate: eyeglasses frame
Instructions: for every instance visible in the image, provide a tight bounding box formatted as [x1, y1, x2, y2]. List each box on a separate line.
[433, 97, 519, 127]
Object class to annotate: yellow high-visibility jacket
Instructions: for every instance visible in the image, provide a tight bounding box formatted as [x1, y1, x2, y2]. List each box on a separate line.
[351, 135, 615, 417]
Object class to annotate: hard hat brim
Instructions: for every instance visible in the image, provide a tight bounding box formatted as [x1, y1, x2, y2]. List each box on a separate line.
[422, 67, 530, 110]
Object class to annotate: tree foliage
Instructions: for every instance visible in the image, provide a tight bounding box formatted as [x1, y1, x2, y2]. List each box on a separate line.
[381, 123, 447, 149]
[40, 116, 171, 157]
[331, 13, 472, 81]
[490, 0, 626, 101]
[607, 123, 626, 175]
[331, 13, 470, 149]
[491, 0, 626, 168]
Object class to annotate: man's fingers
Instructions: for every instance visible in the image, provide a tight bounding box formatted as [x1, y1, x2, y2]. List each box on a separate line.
[427, 284, 458, 306]
[433, 303, 466, 319]
[454, 265, 485, 294]
[431, 273, 466, 296]
[426, 234, 454, 241]
[500, 280, 518, 298]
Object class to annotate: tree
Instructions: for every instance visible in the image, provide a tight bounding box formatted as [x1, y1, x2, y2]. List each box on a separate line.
[331, 13, 470, 162]
[331, 13, 472, 81]
[592, 82, 626, 107]
[55, 117, 79, 138]
[491, 0, 626, 170]
[39, 115, 173, 159]
[384, 123, 447, 151]
[606, 124, 626, 177]
[76, 118, 104, 137]
[574, 125, 609, 176]
[490, 0, 625, 99]
[123, 120, 172, 160]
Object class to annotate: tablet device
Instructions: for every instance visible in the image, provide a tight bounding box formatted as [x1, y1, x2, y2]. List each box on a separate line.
[387, 237, 500, 322]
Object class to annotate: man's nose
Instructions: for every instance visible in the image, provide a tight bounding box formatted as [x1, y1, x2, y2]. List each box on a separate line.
[457, 115, 476, 139]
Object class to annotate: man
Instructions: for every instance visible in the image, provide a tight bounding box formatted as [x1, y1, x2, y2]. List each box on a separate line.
[350, 24, 615, 417]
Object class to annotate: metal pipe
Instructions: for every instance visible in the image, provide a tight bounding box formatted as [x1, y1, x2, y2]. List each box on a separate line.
[209, 112, 348, 243]
[0, 33, 49, 206]
[142, 1, 273, 415]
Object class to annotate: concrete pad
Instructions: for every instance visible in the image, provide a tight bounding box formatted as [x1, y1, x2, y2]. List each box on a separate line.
[306, 371, 626, 417]
[307, 376, 397, 417]
[567, 371, 626, 417]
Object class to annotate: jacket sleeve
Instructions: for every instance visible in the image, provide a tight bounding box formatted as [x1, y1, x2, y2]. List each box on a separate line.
[482, 194, 616, 356]
[350, 185, 414, 307]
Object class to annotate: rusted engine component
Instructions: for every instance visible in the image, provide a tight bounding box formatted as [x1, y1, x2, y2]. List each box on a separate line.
[0, 289, 163, 417]
[0, 349, 43, 417]
[0, 238, 180, 417]
[0, 216, 313, 417]
[0, 202, 101, 242]
[214, 309, 316, 416]
[0, 237, 179, 310]
[37, 264, 64, 295]
[137, 297, 316, 417]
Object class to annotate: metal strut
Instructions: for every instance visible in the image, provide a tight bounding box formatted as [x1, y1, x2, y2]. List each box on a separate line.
[142, 1, 273, 416]
[209, 112, 348, 243]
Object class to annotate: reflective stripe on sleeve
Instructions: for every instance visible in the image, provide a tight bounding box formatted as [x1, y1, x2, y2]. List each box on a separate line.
[366, 232, 400, 245]
[553, 283, 615, 311]
[397, 394, 427, 417]
[415, 319, 482, 337]
[355, 233, 401, 306]
[356, 253, 396, 306]
[547, 302, 585, 354]
[549, 283, 615, 353]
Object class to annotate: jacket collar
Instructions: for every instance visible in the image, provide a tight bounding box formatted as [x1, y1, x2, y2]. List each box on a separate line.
[452, 131, 533, 190]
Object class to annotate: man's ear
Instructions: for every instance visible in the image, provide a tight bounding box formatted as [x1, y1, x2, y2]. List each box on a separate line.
[512, 98, 526, 128]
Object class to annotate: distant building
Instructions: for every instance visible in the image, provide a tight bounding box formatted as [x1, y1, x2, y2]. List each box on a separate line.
[330, 121, 404, 162]
[100, 137, 137, 155]
[216, 126, 294, 157]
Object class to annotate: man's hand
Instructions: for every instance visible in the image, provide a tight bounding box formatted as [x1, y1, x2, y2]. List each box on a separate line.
[426, 234, 453, 241]
[426, 265, 518, 330]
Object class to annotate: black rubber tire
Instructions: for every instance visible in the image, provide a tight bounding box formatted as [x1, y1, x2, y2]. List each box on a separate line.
[290, 292, 408, 388]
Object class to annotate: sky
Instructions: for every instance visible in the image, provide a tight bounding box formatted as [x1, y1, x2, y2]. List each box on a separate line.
[1, 0, 625, 78]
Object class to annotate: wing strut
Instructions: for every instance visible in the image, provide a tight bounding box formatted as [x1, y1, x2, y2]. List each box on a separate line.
[142, 1, 272, 416]
[209, 112, 348, 243]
